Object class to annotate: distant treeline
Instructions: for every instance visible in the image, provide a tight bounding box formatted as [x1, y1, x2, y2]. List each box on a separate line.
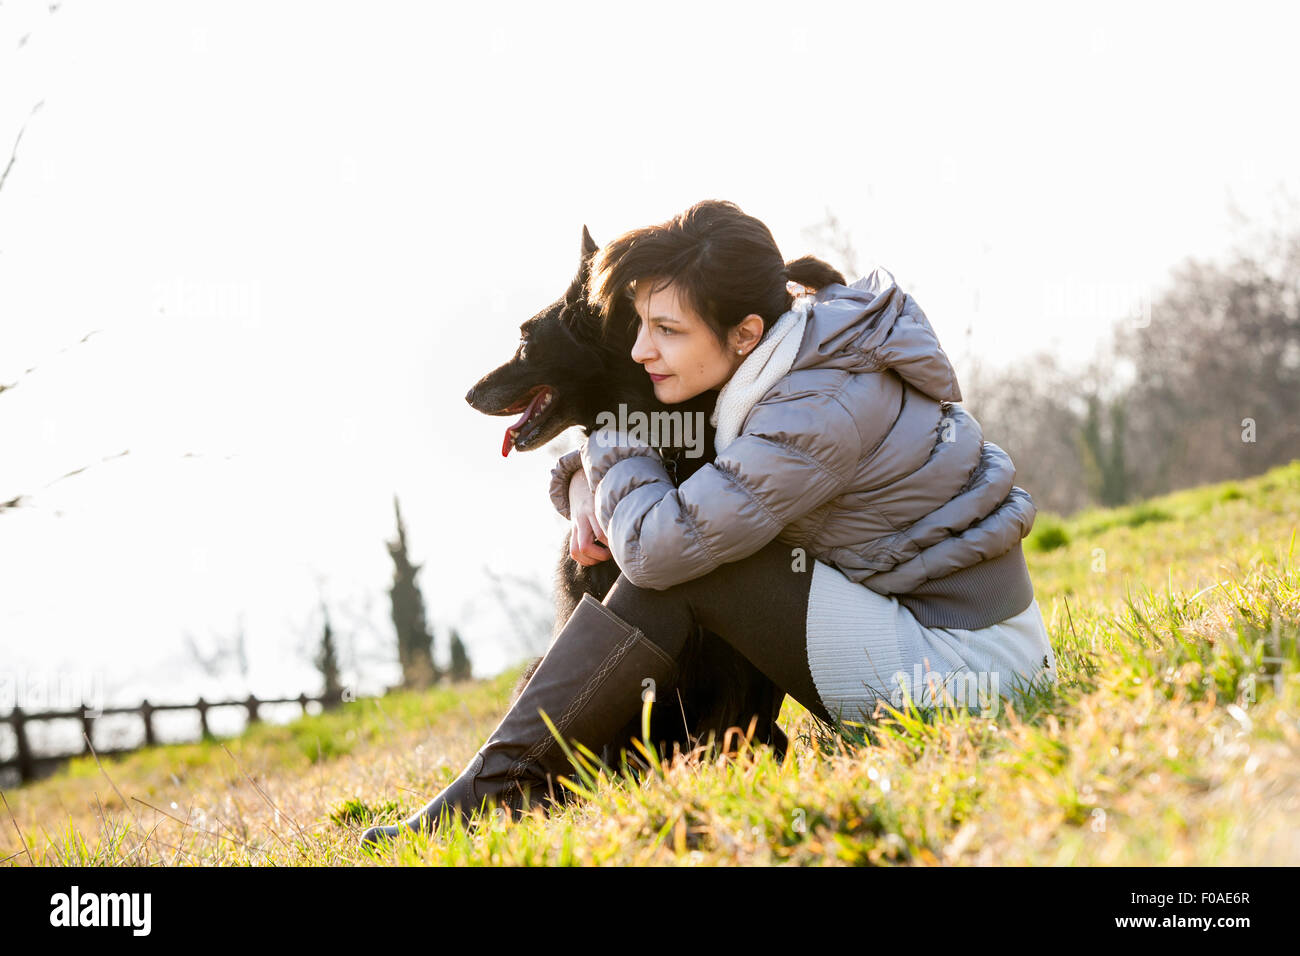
[961, 218, 1299, 516]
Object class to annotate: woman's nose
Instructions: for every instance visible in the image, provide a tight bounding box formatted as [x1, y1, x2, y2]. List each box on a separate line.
[630, 322, 655, 365]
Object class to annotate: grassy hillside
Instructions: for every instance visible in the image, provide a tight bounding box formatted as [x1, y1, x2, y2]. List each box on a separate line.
[4, 460, 1299, 866]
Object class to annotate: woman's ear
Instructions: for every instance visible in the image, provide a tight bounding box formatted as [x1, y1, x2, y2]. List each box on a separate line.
[732, 313, 765, 354]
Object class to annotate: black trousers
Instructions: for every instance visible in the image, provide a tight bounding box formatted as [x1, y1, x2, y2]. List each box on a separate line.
[600, 536, 837, 727]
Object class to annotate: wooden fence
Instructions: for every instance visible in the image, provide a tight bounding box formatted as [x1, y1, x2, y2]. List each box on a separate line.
[0, 690, 349, 785]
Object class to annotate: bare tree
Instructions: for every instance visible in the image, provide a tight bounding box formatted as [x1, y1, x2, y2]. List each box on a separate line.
[480, 564, 554, 662]
[181, 615, 250, 685]
[330, 591, 397, 679]
[1114, 193, 1300, 499]
[799, 206, 862, 280]
[961, 349, 1094, 516]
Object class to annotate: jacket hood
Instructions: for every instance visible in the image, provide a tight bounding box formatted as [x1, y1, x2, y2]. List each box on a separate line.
[789, 266, 963, 403]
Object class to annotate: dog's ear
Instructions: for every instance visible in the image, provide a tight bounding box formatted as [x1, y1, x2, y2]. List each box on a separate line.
[580, 224, 599, 261]
[565, 225, 600, 306]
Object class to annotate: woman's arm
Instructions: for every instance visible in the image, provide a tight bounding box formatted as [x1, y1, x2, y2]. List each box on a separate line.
[580, 386, 864, 590]
[566, 465, 614, 566]
[548, 444, 586, 520]
[548, 439, 615, 565]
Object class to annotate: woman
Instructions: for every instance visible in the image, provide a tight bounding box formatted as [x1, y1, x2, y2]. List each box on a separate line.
[360, 200, 1056, 847]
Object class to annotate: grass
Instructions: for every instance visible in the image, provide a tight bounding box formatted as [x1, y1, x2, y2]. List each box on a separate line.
[3, 459, 1299, 866]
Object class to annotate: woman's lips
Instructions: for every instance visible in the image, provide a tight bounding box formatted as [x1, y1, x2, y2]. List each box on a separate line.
[649, 373, 671, 382]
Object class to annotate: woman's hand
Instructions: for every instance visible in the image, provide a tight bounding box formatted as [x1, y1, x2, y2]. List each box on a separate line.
[568, 468, 612, 566]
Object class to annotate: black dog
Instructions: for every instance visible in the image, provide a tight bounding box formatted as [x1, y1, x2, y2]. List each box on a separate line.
[464, 225, 788, 771]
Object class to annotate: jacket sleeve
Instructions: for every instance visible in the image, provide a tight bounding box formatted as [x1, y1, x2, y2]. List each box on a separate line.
[548, 442, 587, 521]
[580, 387, 863, 589]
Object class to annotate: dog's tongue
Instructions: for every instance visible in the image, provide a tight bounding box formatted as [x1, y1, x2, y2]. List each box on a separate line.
[501, 389, 549, 458]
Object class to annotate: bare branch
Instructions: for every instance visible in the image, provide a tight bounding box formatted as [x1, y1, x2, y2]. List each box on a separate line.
[0, 328, 102, 395]
[43, 448, 131, 486]
[0, 100, 44, 197]
[0, 450, 131, 514]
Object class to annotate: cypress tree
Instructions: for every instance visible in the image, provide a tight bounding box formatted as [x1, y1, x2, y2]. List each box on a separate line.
[315, 601, 344, 707]
[448, 627, 472, 682]
[386, 495, 438, 689]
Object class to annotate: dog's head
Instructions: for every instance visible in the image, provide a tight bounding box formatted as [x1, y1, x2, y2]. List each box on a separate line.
[465, 225, 652, 457]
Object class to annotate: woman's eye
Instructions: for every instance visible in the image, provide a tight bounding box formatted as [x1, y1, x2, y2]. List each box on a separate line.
[635, 316, 676, 336]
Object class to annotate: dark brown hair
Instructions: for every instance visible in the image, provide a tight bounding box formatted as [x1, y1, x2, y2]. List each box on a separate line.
[586, 199, 847, 348]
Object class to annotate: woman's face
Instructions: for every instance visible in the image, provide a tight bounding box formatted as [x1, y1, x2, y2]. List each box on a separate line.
[630, 280, 764, 404]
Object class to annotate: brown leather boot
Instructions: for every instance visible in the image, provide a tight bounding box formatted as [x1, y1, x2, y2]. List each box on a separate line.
[359, 592, 679, 848]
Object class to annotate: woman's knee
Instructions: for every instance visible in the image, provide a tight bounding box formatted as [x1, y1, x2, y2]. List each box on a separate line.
[603, 572, 687, 616]
[603, 539, 809, 626]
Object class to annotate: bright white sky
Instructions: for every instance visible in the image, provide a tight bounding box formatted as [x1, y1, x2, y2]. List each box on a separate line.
[1, 0, 1297, 717]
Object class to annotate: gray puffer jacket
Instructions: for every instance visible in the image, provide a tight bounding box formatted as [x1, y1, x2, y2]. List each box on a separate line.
[549, 268, 1037, 629]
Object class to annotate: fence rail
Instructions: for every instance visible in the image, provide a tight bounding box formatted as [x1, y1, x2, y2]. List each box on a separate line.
[1, 690, 348, 785]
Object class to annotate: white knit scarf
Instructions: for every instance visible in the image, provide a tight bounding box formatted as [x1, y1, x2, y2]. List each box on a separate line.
[710, 293, 815, 455]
